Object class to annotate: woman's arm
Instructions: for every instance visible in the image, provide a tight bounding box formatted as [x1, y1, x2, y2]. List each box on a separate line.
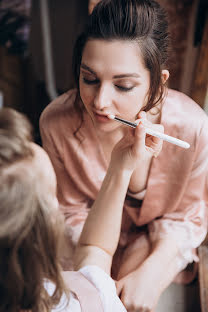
[74, 165, 132, 274]
[116, 236, 181, 312]
[128, 111, 164, 193]
[75, 121, 163, 274]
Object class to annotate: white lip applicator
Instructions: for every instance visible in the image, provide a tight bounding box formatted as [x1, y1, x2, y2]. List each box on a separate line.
[108, 114, 190, 149]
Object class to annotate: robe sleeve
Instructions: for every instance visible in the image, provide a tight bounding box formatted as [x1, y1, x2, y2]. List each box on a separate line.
[40, 112, 90, 248]
[148, 121, 208, 271]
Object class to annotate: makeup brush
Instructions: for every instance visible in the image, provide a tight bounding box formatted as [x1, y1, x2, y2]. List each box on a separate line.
[108, 114, 190, 149]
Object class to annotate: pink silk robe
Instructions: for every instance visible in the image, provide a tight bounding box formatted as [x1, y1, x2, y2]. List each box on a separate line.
[40, 88, 208, 283]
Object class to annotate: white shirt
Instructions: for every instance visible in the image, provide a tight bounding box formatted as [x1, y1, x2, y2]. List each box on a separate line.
[45, 265, 127, 311]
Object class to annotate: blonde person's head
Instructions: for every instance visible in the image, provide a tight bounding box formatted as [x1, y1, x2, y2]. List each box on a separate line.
[0, 108, 66, 312]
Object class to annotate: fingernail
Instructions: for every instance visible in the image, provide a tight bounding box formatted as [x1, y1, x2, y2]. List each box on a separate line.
[140, 111, 146, 117]
[139, 123, 144, 129]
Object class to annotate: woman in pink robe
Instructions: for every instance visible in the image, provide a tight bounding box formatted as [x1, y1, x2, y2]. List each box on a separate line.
[40, 0, 208, 310]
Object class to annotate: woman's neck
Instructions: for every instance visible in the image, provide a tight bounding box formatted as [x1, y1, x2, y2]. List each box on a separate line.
[146, 103, 162, 124]
[97, 126, 125, 147]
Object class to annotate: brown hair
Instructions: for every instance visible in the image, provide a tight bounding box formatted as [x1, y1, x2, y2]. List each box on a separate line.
[0, 108, 66, 312]
[72, 0, 170, 117]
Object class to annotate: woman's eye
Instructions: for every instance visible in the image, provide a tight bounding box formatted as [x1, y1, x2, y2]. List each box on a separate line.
[116, 85, 134, 92]
[82, 77, 99, 85]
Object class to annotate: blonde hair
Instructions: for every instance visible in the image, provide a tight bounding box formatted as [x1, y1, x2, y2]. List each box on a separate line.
[0, 108, 67, 312]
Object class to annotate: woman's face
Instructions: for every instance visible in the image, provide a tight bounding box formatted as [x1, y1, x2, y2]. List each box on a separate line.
[79, 39, 150, 133]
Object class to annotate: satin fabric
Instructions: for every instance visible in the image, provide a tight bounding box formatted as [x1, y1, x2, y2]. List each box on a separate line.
[40, 88, 208, 283]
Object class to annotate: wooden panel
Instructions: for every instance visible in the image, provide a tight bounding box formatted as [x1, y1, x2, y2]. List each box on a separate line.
[0, 46, 23, 85]
[0, 46, 24, 109]
[198, 246, 208, 312]
[0, 79, 24, 110]
[191, 11, 208, 108]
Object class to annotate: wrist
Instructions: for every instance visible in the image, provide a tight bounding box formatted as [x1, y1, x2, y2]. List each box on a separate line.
[108, 161, 134, 179]
[109, 158, 134, 177]
[135, 238, 180, 289]
[134, 256, 165, 292]
[138, 253, 180, 293]
[107, 167, 133, 187]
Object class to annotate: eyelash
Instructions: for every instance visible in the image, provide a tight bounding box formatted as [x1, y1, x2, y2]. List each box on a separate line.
[82, 78, 134, 92]
[83, 78, 99, 85]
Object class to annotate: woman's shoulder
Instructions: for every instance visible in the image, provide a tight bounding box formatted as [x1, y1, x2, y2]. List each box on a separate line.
[166, 89, 207, 116]
[164, 89, 208, 130]
[40, 89, 80, 132]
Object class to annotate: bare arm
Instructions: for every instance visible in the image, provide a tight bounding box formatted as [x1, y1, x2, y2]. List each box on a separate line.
[74, 121, 163, 273]
[74, 165, 132, 273]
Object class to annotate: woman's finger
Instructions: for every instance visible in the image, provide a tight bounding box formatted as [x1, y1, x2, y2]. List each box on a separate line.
[138, 111, 147, 119]
[115, 280, 123, 296]
[145, 141, 162, 158]
[138, 118, 164, 134]
[128, 305, 150, 312]
[135, 119, 163, 156]
[133, 122, 146, 156]
[135, 115, 163, 131]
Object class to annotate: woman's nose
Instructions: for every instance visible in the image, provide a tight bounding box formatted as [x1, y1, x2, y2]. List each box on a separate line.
[94, 84, 111, 111]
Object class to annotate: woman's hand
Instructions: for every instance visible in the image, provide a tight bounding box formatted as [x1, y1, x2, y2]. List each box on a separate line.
[127, 111, 164, 193]
[116, 236, 180, 312]
[137, 111, 164, 159]
[116, 264, 162, 312]
[110, 121, 146, 173]
[110, 111, 163, 174]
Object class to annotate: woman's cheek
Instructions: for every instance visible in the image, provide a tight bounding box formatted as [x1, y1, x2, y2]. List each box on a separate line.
[119, 96, 140, 119]
[80, 89, 94, 113]
[80, 83, 93, 101]
[80, 84, 87, 103]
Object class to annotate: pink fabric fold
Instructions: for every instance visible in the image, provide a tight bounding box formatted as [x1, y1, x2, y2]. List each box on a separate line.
[40, 88, 208, 283]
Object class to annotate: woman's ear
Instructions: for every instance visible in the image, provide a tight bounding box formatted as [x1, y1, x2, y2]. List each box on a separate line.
[161, 69, 169, 84]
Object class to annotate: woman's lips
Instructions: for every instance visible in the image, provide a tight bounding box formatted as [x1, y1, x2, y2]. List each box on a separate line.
[94, 113, 111, 122]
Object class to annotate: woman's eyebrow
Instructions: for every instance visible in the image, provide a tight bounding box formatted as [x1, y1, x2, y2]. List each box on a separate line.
[80, 63, 96, 75]
[113, 73, 140, 78]
[80, 63, 140, 79]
